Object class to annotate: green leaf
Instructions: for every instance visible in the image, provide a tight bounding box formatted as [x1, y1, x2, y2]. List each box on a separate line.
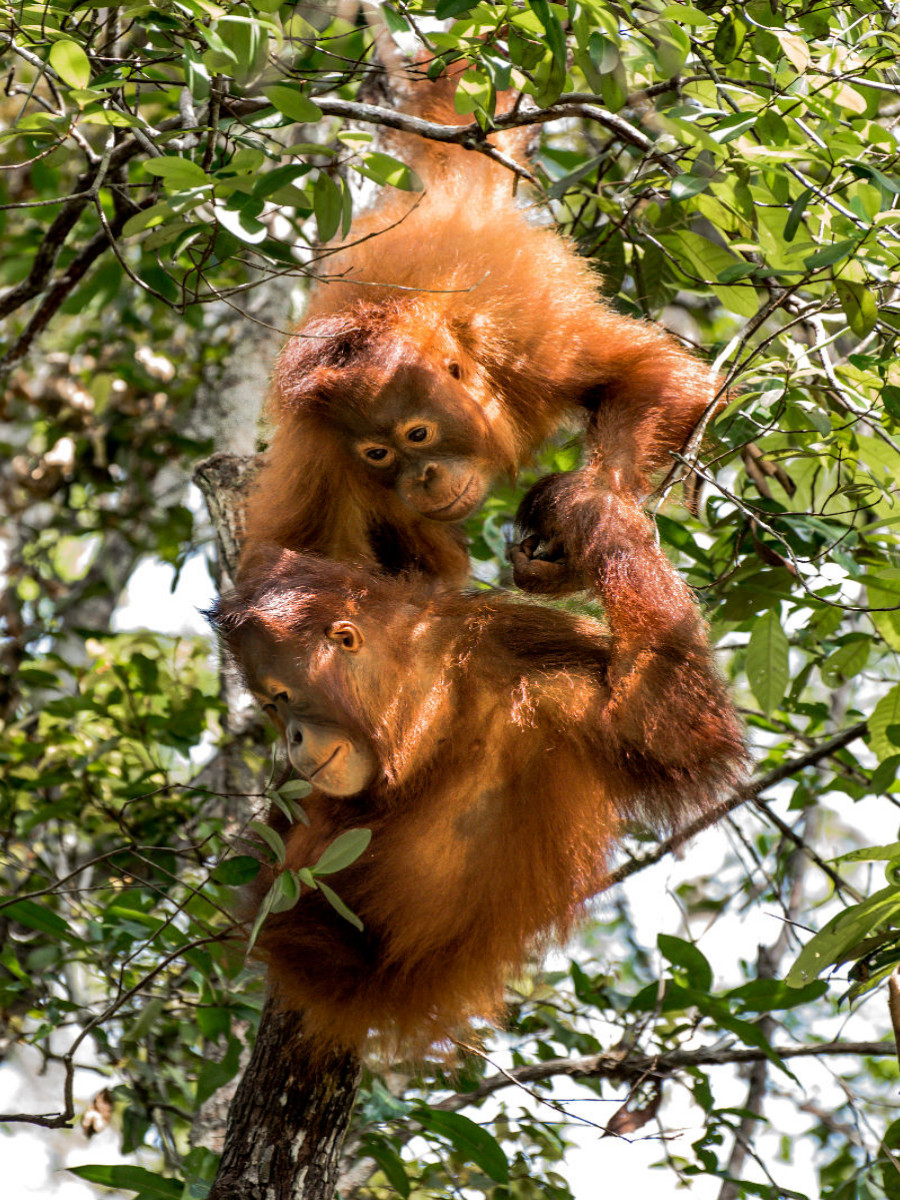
[588, 33, 619, 74]
[80, 109, 142, 128]
[252, 163, 313, 200]
[196, 1035, 241, 1106]
[414, 1108, 510, 1183]
[883, 385, 900, 422]
[122, 997, 165, 1045]
[49, 40, 91, 89]
[185, 48, 211, 101]
[820, 638, 869, 686]
[312, 828, 372, 875]
[784, 187, 813, 242]
[660, 4, 709, 26]
[436, 0, 479, 16]
[837, 842, 900, 863]
[529, 0, 567, 104]
[68, 1165, 183, 1199]
[341, 175, 353, 237]
[197, 1006, 231, 1038]
[778, 31, 811, 74]
[353, 152, 423, 192]
[532, 0, 566, 69]
[746, 610, 790, 715]
[270, 869, 301, 914]
[277, 778, 313, 800]
[869, 685, 900, 762]
[835, 279, 877, 338]
[216, 200, 267, 244]
[362, 1138, 411, 1197]
[211, 855, 261, 885]
[658, 934, 713, 991]
[710, 114, 757, 144]
[246, 879, 276, 954]
[803, 238, 858, 271]
[671, 173, 712, 202]
[713, 13, 746, 64]
[454, 68, 494, 118]
[787, 884, 900, 986]
[264, 85, 323, 124]
[122, 202, 174, 236]
[313, 172, 342, 243]
[268, 790, 310, 826]
[725, 978, 828, 1011]
[4, 899, 71, 938]
[144, 157, 209, 190]
[662, 230, 760, 317]
[715, 1011, 798, 1079]
[249, 819, 286, 864]
[316, 880, 364, 931]
[849, 162, 900, 195]
[866, 568, 900, 650]
[656, 514, 710, 564]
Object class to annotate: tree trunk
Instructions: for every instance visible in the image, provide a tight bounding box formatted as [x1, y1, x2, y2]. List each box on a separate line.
[208, 997, 361, 1200]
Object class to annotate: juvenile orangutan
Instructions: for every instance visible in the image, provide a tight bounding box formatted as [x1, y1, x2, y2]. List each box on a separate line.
[240, 73, 721, 584]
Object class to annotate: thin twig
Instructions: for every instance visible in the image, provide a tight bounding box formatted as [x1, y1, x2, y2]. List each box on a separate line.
[603, 721, 868, 890]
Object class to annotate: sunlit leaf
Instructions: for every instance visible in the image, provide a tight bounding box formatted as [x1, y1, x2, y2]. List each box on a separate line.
[835, 279, 877, 338]
[352, 152, 423, 192]
[264, 85, 323, 124]
[778, 32, 811, 74]
[144, 157, 209, 190]
[869, 685, 900, 763]
[49, 39, 91, 89]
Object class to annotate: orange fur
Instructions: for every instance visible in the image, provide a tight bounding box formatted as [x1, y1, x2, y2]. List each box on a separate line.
[212, 510, 747, 1055]
[240, 78, 721, 584]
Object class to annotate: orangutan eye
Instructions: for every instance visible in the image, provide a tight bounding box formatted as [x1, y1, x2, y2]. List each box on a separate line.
[400, 422, 436, 446]
[358, 444, 395, 466]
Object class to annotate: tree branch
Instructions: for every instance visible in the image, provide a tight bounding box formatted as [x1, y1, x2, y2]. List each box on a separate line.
[604, 720, 869, 889]
[0, 197, 155, 375]
[434, 1040, 895, 1113]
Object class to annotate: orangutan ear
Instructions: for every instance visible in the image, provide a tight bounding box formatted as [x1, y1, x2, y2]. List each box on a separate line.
[325, 620, 364, 653]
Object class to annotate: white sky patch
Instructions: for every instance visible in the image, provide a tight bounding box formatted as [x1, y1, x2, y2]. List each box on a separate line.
[112, 551, 217, 637]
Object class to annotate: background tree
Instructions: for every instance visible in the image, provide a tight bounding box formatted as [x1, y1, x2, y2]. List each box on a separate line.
[2, 2, 900, 1198]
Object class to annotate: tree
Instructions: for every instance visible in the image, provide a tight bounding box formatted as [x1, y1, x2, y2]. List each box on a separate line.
[1, 2, 900, 1198]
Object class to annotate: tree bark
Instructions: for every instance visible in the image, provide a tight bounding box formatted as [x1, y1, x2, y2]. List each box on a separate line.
[208, 997, 361, 1200]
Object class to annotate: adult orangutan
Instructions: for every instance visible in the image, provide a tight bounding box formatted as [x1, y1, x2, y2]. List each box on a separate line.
[211, 481, 746, 1053]
[239, 72, 721, 585]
